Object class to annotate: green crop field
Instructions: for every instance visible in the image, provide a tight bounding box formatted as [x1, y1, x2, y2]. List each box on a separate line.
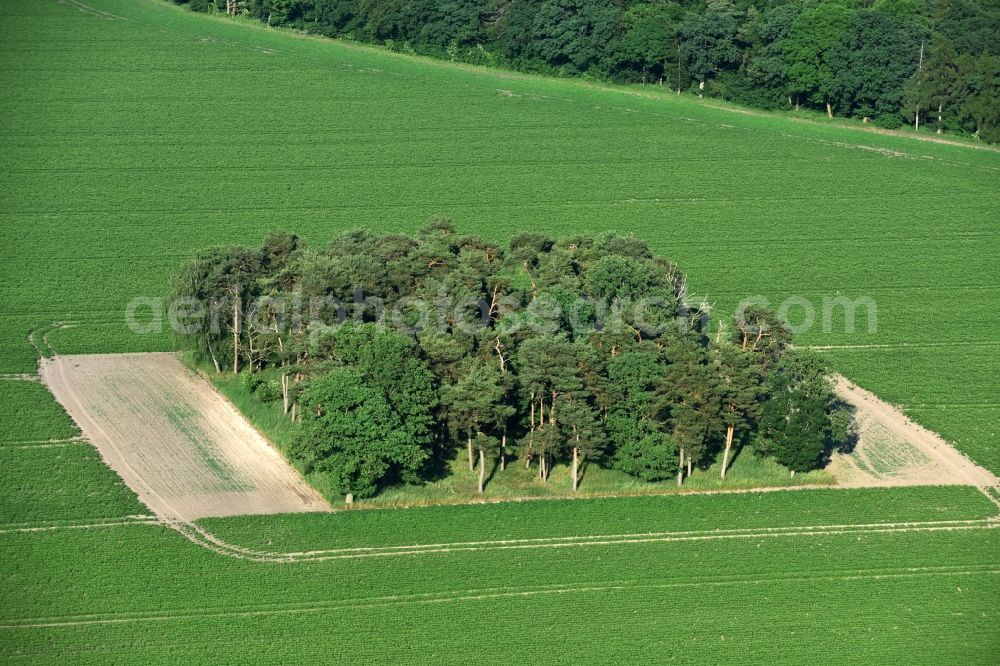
[2, 433, 999, 662]
[2, 0, 998, 472]
[1, 0, 999, 662]
[197, 486, 996, 554]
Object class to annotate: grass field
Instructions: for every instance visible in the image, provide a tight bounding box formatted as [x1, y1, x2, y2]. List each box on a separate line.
[1, 0, 999, 661]
[2, 461, 999, 661]
[1, 0, 998, 474]
[197, 485, 996, 553]
[4, 370, 997, 662]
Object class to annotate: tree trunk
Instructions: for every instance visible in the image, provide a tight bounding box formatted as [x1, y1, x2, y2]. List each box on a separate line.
[915, 106, 920, 132]
[687, 458, 692, 478]
[537, 399, 546, 475]
[290, 402, 297, 422]
[281, 374, 289, 414]
[467, 435, 474, 472]
[676, 47, 682, 95]
[937, 103, 943, 134]
[530, 393, 535, 432]
[677, 448, 685, 487]
[247, 326, 255, 371]
[572, 446, 579, 492]
[478, 447, 485, 494]
[345, 493, 354, 505]
[721, 421, 735, 479]
[232, 294, 240, 374]
[826, 102, 833, 119]
[273, 321, 284, 354]
[698, 80, 704, 98]
[526, 395, 535, 468]
[500, 432, 506, 471]
[208, 344, 221, 374]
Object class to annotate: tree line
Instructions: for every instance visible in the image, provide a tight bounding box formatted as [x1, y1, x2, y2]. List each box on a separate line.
[173, 222, 852, 500]
[175, 0, 1000, 142]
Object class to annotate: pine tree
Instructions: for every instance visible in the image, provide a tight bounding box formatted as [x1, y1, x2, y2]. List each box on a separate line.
[557, 397, 606, 491]
[441, 360, 512, 492]
[714, 345, 763, 479]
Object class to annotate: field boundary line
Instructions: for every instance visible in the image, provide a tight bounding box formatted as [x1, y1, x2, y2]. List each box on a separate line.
[0, 517, 157, 535]
[4, 565, 998, 629]
[0, 374, 40, 382]
[172, 518, 1000, 563]
[60, 0, 129, 21]
[195, 518, 998, 556]
[808, 341, 1000, 351]
[0, 437, 87, 448]
[6, 190, 988, 216]
[28, 322, 77, 359]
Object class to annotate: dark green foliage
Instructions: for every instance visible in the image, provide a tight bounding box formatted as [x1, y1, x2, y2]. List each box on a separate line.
[290, 368, 429, 498]
[441, 359, 511, 443]
[745, 4, 801, 93]
[524, 0, 619, 76]
[664, 337, 722, 468]
[677, 6, 741, 88]
[828, 9, 925, 119]
[754, 350, 851, 473]
[557, 396, 605, 460]
[311, 323, 438, 451]
[618, 2, 680, 84]
[782, 2, 855, 108]
[584, 255, 652, 301]
[177, 227, 853, 495]
[613, 431, 679, 481]
[732, 305, 791, 370]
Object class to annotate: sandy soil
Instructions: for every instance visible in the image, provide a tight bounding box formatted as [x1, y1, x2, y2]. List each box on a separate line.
[40, 353, 330, 521]
[828, 374, 999, 489]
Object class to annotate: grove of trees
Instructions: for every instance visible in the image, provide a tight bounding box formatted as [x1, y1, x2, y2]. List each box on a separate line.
[175, 0, 1000, 142]
[173, 222, 852, 500]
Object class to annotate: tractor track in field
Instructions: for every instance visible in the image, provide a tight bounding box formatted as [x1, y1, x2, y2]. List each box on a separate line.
[0, 437, 87, 449]
[0, 517, 156, 534]
[165, 517, 1000, 564]
[4, 513, 996, 562]
[59, 0, 128, 21]
[4, 564, 999, 630]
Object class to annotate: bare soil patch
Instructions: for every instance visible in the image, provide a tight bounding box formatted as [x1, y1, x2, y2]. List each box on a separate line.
[40, 353, 330, 520]
[828, 375, 999, 490]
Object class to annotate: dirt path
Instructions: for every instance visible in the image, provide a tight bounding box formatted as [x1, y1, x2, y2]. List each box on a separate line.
[40, 353, 330, 521]
[829, 374, 999, 490]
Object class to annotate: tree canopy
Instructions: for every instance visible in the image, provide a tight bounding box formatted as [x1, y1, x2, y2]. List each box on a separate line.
[175, 222, 852, 499]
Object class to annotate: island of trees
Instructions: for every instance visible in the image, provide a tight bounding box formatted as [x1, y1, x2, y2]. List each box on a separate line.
[176, 0, 1000, 142]
[173, 222, 851, 500]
